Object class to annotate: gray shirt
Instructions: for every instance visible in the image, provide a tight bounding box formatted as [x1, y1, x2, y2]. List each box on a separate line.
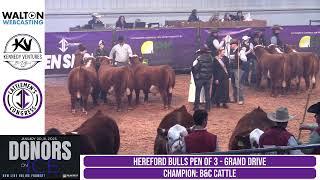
[270, 36, 278, 45]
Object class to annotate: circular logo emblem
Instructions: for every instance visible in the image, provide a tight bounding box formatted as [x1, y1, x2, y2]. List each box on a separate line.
[3, 34, 42, 70]
[3, 79, 42, 119]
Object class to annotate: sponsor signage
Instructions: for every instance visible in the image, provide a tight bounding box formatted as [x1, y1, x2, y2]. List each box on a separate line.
[45, 25, 320, 75]
[0, 135, 79, 179]
[81, 155, 317, 179]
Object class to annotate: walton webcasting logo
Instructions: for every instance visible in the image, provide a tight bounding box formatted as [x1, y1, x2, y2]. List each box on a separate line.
[3, 79, 42, 119]
[3, 34, 42, 70]
[1, 11, 43, 25]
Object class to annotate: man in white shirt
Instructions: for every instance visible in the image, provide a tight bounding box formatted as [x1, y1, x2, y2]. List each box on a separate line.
[109, 36, 133, 67]
[229, 39, 247, 105]
[241, 35, 254, 86]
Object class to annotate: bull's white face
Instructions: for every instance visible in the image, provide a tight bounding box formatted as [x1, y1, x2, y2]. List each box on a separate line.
[249, 128, 264, 149]
[166, 124, 188, 154]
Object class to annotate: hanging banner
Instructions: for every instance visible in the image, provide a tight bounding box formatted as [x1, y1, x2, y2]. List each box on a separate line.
[115, 28, 198, 69]
[45, 31, 113, 75]
[81, 155, 318, 179]
[45, 25, 320, 75]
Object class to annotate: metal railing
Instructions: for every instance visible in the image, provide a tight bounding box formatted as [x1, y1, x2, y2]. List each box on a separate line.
[192, 144, 320, 155]
[46, 8, 320, 16]
[309, 20, 320, 25]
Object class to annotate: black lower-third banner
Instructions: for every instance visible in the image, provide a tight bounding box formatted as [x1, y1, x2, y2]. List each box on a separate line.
[0, 135, 79, 179]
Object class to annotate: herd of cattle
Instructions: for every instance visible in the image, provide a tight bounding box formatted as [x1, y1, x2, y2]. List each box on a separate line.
[67, 43, 319, 114]
[45, 43, 319, 154]
[256, 44, 319, 96]
[68, 55, 175, 113]
[45, 105, 277, 154]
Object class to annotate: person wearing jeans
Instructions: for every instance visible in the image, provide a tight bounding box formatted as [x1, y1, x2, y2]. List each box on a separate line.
[231, 68, 244, 103]
[194, 80, 211, 110]
[228, 39, 247, 105]
[192, 48, 214, 111]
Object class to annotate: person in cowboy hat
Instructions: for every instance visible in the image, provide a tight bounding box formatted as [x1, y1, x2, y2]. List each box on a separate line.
[240, 35, 254, 86]
[73, 44, 87, 67]
[205, 28, 225, 57]
[94, 40, 109, 60]
[299, 102, 320, 154]
[228, 39, 247, 105]
[188, 49, 206, 104]
[270, 25, 284, 47]
[93, 40, 109, 102]
[259, 107, 304, 154]
[88, 13, 104, 28]
[188, 9, 200, 22]
[192, 47, 214, 111]
[109, 36, 133, 67]
[253, 28, 267, 46]
[205, 28, 227, 104]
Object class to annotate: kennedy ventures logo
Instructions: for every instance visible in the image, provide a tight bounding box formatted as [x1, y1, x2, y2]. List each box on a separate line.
[1, 11, 43, 25]
[3, 79, 42, 119]
[3, 34, 42, 70]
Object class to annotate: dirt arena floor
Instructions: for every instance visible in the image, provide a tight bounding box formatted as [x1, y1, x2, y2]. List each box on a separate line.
[45, 74, 320, 154]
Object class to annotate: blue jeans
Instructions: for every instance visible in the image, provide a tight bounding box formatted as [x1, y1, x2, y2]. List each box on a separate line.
[194, 79, 211, 110]
[241, 61, 250, 85]
[231, 69, 244, 102]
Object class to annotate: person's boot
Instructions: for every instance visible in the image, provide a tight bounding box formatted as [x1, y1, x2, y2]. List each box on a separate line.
[222, 103, 229, 109]
[205, 103, 211, 112]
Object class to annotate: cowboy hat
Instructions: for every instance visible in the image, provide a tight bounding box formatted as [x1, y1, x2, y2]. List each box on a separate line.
[307, 102, 320, 114]
[78, 44, 86, 52]
[242, 35, 250, 41]
[267, 107, 295, 122]
[91, 13, 102, 18]
[118, 36, 125, 42]
[83, 53, 94, 59]
[98, 40, 105, 45]
[230, 39, 239, 45]
[272, 25, 283, 31]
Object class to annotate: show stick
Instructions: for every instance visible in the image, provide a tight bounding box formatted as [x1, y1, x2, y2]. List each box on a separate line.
[298, 87, 313, 140]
